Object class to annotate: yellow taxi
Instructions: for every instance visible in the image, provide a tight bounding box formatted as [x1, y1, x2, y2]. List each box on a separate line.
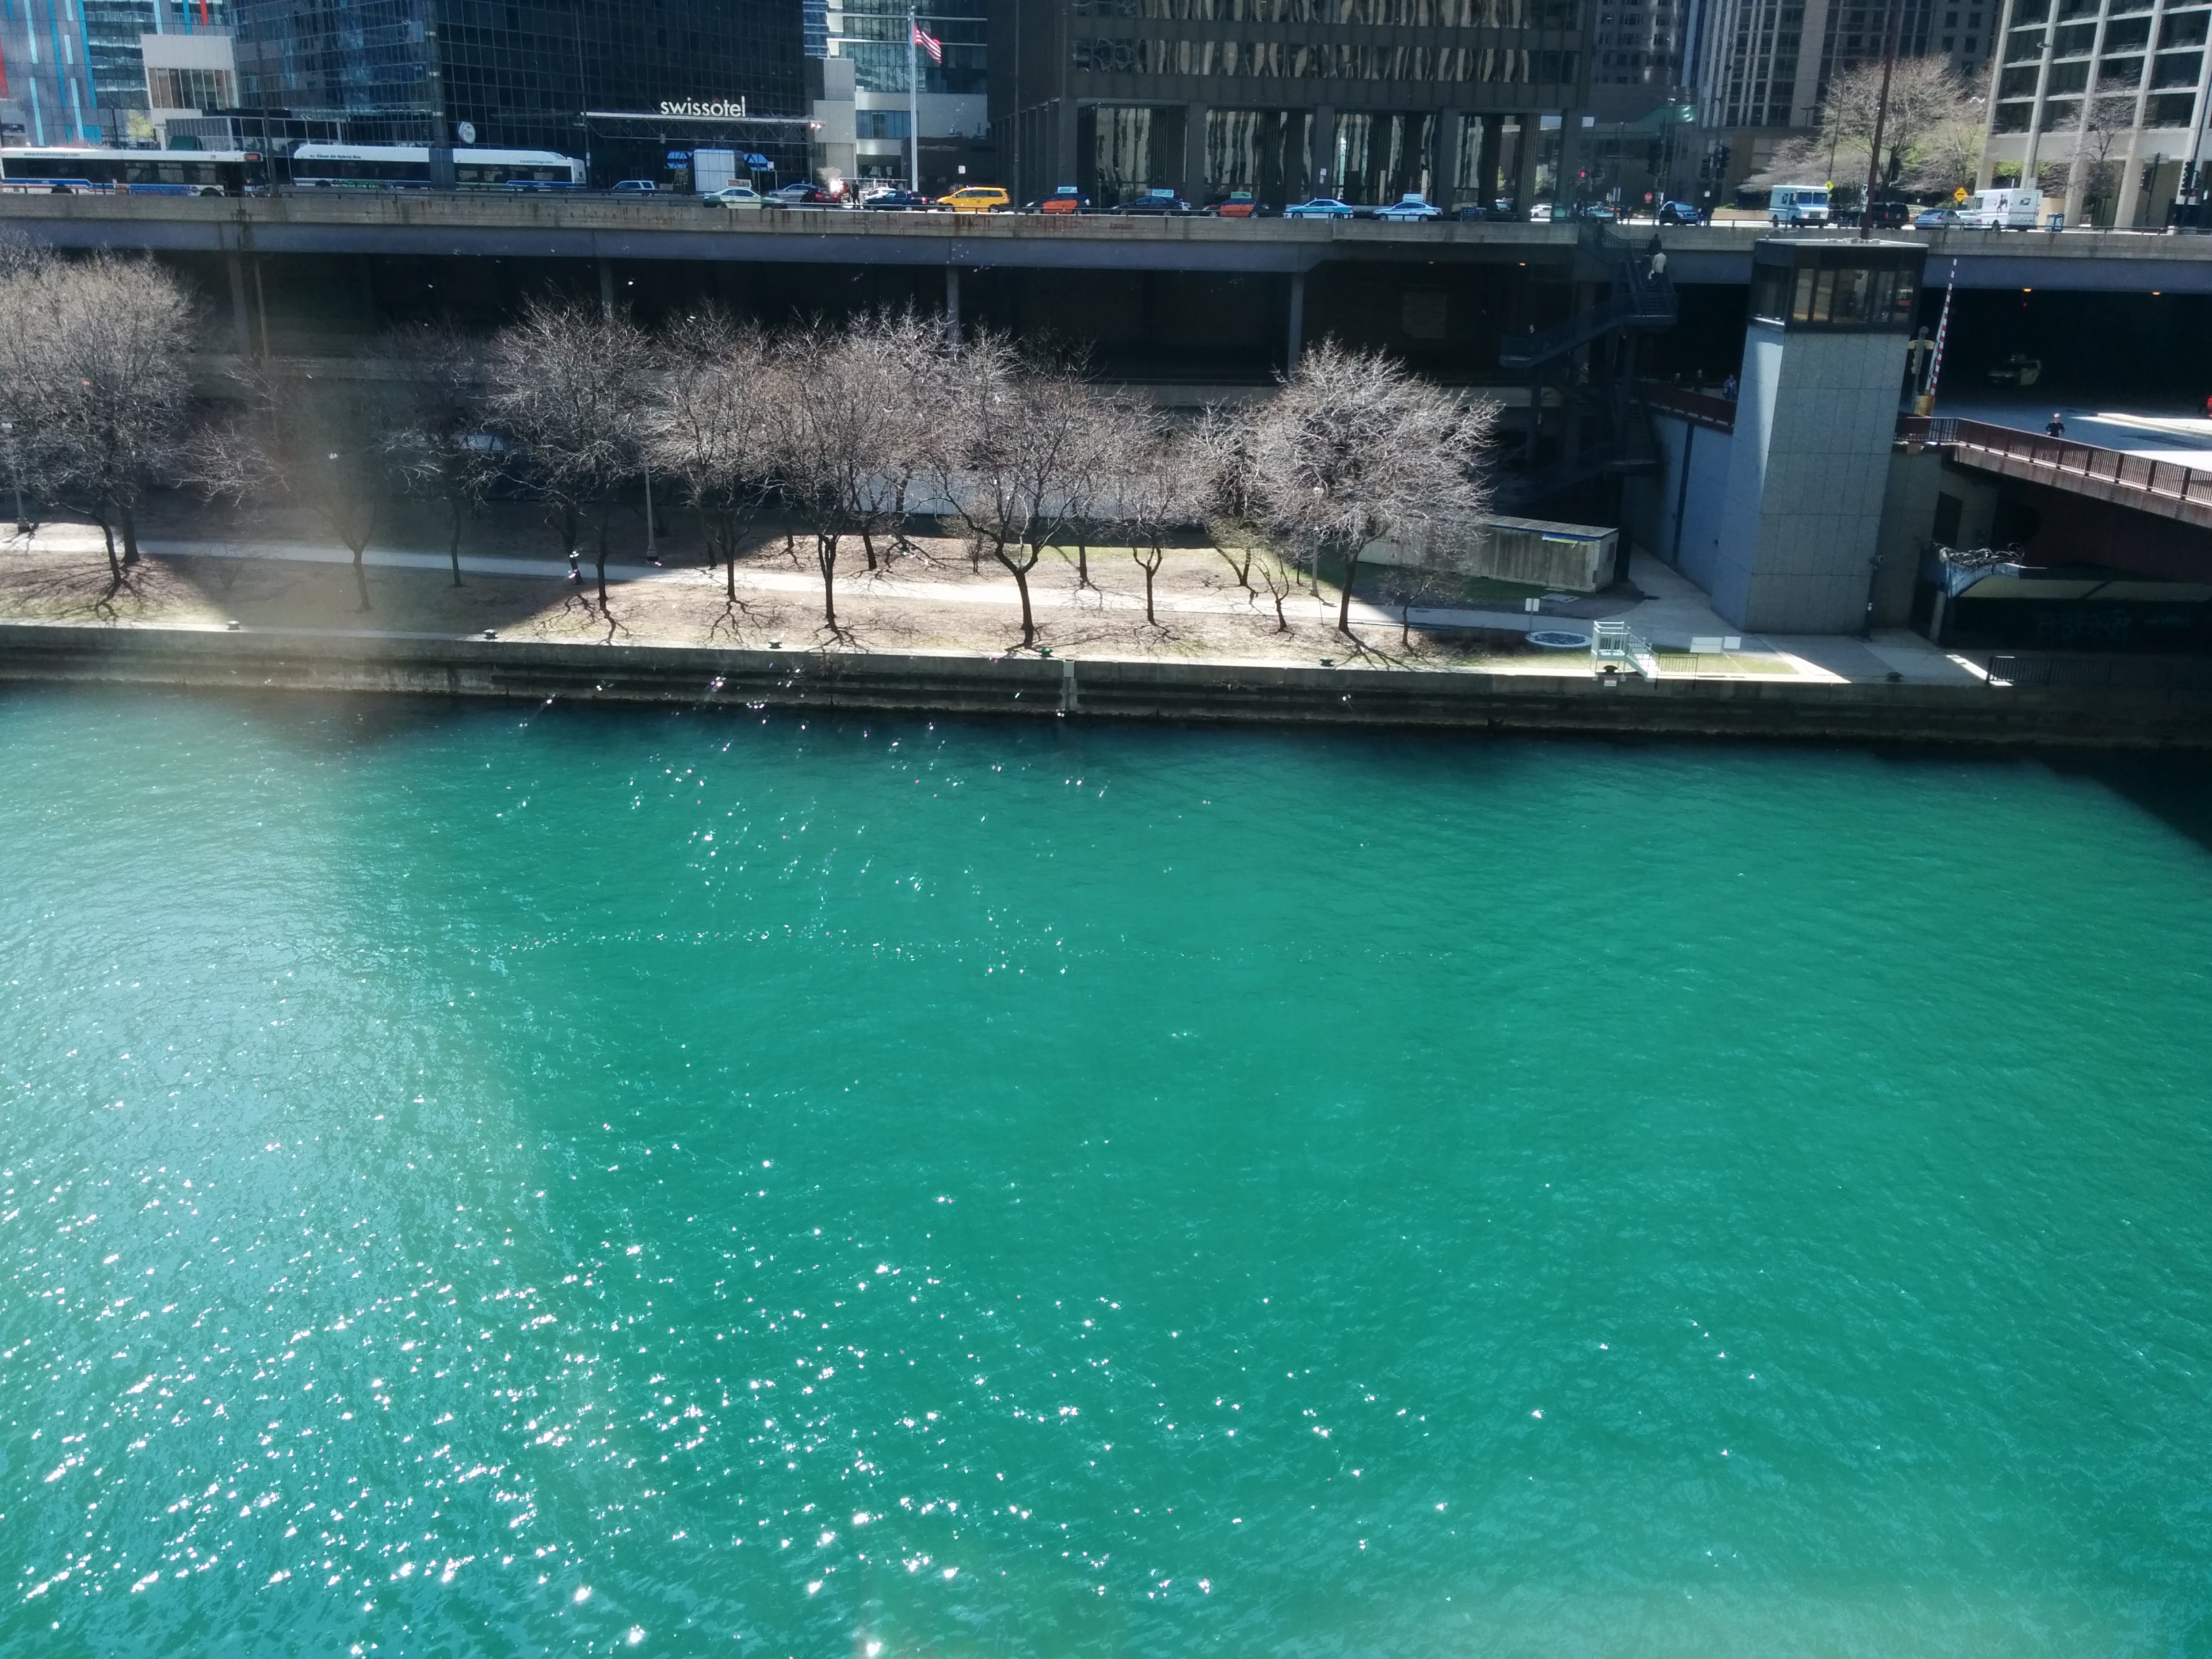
[935, 184, 1009, 212]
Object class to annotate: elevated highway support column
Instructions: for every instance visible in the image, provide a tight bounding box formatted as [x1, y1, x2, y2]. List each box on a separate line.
[1437, 111, 1466, 207]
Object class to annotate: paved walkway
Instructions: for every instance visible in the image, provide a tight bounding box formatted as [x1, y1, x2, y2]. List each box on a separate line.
[4, 525, 1984, 686]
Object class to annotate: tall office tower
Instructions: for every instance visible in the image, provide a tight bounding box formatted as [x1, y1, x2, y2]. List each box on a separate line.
[1982, 0, 2212, 227]
[225, 0, 804, 153]
[821, 0, 990, 186]
[1591, 0, 1694, 111]
[1, 0, 228, 145]
[1695, 0, 1936, 131]
[987, 0, 1597, 209]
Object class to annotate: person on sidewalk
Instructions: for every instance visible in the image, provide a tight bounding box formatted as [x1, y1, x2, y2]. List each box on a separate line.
[2046, 411, 2066, 437]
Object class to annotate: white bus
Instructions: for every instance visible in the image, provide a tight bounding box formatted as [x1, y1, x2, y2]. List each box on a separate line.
[1769, 184, 1832, 226]
[0, 146, 265, 196]
[287, 145, 585, 190]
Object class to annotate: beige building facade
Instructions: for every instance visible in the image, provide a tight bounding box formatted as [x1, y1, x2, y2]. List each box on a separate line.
[1978, 0, 2212, 226]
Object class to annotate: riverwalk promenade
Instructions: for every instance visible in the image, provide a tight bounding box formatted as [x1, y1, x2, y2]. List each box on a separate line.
[5, 520, 2206, 745]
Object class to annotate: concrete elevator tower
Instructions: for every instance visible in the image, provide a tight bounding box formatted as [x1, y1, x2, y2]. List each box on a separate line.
[1711, 238, 1927, 634]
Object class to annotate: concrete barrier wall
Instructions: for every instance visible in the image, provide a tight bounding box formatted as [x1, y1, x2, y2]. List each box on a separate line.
[1, 622, 2209, 747]
[1364, 516, 1620, 593]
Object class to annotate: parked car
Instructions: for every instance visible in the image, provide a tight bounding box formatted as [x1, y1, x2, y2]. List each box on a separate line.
[704, 184, 766, 209]
[1285, 196, 1358, 218]
[936, 184, 1010, 211]
[1374, 192, 1441, 221]
[1656, 199, 1704, 225]
[1118, 187, 1193, 215]
[1030, 185, 1090, 213]
[769, 182, 844, 207]
[1839, 194, 1911, 228]
[1208, 188, 1263, 218]
[1914, 206, 1963, 229]
[1986, 352, 2044, 387]
[610, 179, 659, 194]
[863, 188, 933, 211]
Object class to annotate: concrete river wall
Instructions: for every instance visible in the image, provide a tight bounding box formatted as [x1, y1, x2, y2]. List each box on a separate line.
[2, 622, 2209, 749]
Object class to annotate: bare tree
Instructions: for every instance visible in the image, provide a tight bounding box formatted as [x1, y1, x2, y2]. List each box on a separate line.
[926, 334, 1118, 649]
[648, 306, 771, 609]
[0, 253, 194, 592]
[192, 367, 391, 612]
[1251, 339, 1495, 639]
[384, 321, 504, 588]
[853, 308, 947, 571]
[1370, 537, 1459, 648]
[1254, 540, 1300, 632]
[761, 318, 918, 637]
[1102, 415, 1195, 629]
[487, 297, 651, 611]
[2070, 91, 2138, 222]
[1190, 403, 1268, 595]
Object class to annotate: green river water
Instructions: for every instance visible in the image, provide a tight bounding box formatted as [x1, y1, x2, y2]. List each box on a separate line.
[3, 689, 2211, 1658]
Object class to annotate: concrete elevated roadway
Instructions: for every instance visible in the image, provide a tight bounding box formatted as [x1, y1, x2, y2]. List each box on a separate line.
[3, 192, 2211, 292]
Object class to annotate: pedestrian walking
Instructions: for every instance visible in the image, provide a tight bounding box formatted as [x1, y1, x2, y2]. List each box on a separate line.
[2045, 411, 2066, 437]
[568, 550, 581, 583]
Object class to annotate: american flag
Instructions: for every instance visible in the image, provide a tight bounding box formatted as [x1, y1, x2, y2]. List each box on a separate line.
[912, 19, 943, 62]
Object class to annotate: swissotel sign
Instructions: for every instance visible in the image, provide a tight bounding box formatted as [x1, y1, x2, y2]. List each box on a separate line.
[659, 98, 749, 117]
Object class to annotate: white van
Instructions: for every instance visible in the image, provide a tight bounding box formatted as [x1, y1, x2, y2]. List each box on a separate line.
[1769, 184, 1831, 226]
[1958, 186, 2042, 229]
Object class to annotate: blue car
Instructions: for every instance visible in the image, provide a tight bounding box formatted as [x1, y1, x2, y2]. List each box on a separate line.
[1284, 196, 1357, 219]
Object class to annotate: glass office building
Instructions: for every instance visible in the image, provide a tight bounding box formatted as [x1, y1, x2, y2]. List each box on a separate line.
[1, 0, 228, 145]
[228, 0, 806, 165]
[988, 0, 1596, 208]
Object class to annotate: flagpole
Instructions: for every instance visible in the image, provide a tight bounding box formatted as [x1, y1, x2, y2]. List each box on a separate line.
[909, 7, 920, 193]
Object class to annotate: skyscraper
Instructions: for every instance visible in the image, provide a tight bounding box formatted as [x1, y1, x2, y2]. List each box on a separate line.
[1, 0, 228, 145]
[225, 0, 805, 155]
[987, 0, 1596, 210]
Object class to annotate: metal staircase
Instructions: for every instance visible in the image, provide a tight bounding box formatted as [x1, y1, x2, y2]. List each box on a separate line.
[1498, 219, 1679, 508]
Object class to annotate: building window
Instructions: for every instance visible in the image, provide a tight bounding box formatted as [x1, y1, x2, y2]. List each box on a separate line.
[856, 108, 911, 138]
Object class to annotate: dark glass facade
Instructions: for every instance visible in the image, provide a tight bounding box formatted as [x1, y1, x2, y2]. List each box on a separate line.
[231, 0, 806, 161]
[990, 0, 1592, 206]
[832, 0, 987, 93]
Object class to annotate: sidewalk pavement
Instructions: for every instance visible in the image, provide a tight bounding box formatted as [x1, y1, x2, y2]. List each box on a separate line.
[5, 525, 1982, 687]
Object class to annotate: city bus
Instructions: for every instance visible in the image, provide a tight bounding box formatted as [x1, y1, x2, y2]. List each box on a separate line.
[287, 145, 586, 190]
[0, 147, 265, 196]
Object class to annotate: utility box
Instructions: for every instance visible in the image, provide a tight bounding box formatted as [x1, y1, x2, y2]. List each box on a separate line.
[1711, 238, 1926, 632]
[693, 148, 737, 194]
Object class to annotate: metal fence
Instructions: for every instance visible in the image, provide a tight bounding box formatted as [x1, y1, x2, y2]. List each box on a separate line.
[1898, 415, 2212, 511]
[1988, 653, 2212, 690]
